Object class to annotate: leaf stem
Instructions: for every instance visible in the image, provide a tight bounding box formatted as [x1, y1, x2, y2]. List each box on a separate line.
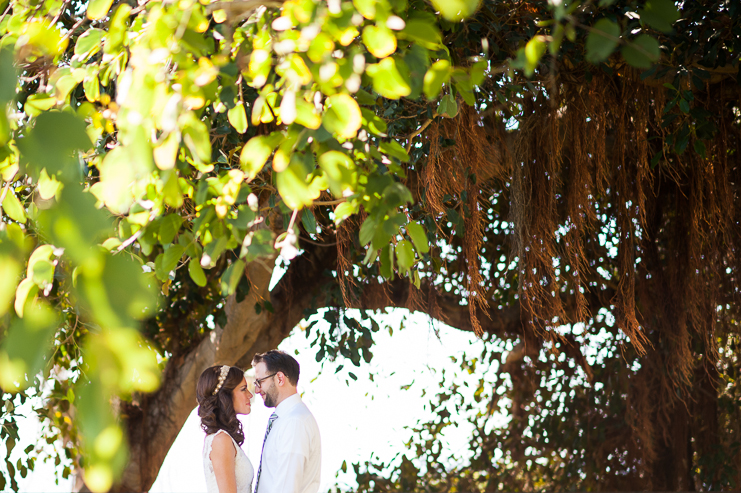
[312, 198, 346, 206]
[406, 114, 438, 153]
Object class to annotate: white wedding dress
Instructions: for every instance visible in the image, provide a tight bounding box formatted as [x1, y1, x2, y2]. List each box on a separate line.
[203, 429, 254, 493]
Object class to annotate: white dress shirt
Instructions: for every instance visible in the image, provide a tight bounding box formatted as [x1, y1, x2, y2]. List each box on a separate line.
[256, 393, 321, 493]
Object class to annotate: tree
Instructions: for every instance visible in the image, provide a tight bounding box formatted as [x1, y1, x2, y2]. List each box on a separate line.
[0, 0, 739, 491]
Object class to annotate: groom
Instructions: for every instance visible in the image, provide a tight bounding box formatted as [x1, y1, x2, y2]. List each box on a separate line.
[252, 350, 321, 493]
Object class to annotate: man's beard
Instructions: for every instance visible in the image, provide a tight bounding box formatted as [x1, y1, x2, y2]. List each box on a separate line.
[263, 386, 278, 407]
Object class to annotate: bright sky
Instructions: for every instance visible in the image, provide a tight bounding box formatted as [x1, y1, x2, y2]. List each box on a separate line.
[14, 309, 494, 492]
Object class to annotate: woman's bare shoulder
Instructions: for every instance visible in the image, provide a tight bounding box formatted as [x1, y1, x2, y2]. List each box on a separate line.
[210, 430, 237, 456]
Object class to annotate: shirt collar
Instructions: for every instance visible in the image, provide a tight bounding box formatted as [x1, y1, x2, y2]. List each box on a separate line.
[275, 392, 301, 417]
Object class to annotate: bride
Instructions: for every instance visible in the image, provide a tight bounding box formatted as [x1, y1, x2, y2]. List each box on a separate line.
[196, 365, 255, 493]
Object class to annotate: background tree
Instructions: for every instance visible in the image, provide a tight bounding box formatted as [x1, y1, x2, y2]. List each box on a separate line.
[0, 0, 739, 491]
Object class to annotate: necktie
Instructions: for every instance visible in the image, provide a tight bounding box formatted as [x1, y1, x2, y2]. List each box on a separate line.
[254, 412, 278, 493]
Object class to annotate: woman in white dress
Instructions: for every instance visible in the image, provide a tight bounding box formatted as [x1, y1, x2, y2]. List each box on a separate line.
[196, 365, 255, 493]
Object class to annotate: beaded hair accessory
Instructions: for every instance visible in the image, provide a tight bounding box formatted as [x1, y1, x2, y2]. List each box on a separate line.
[212, 365, 231, 395]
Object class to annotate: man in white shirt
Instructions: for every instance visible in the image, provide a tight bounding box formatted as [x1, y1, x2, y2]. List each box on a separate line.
[252, 350, 321, 493]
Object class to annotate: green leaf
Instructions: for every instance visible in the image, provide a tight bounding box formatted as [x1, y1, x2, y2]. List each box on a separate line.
[379, 140, 410, 163]
[86, 0, 115, 20]
[301, 209, 318, 233]
[83, 73, 100, 102]
[24, 94, 56, 117]
[524, 36, 547, 77]
[188, 258, 207, 287]
[621, 35, 660, 69]
[401, 45, 427, 100]
[423, 59, 452, 100]
[96, 147, 137, 214]
[294, 99, 322, 129]
[182, 116, 212, 163]
[220, 259, 245, 296]
[550, 24, 565, 55]
[53, 74, 79, 102]
[323, 94, 362, 140]
[101, 238, 122, 251]
[228, 103, 248, 134]
[27, 245, 54, 272]
[307, 33, 335, 63]
[14, 278, 38, 317]
[239, 132, 282, 180]
[241, 229, 274, 262]
[156, 245, 185, 281]
[1, 302, 57, 390]
[693, 140, 706, 158]
[333, 201, 359, 225]
[18, 111, 91, 176]
[437, 94, 458, 118]
[363, 25, 397, 58]
[406, 221, 429, 254]
[353, 0, 377, 19]
[30, 259, 54, 287]
[359, 216, 377, 246]
[369, 214, 403, 252]
[318, 150, 356, 197]
[0, 109, 9, 148]
[3, 189, 26, 224]
[202, 236, 227, 268]
[104, 4, 132, 54]
[679, 98, 690, 113]
[159, 214, 183, 245]
[0, 257, 22, 317]
[382, 182, 413, 208]
[276, 160, 315, 209]
[366, 57, 411, 100]
[27, 245, 55, 287]
[586, 19, 620, 64]
[453, 76, 475, 106]
[360, 108, 388, 136]
[74, 29, 105, 61]
[162, 171, 184, 208]
[430, 0, 481, 21]
[355, 89, 377, 106]
[639, 0, 680, 33]
[19, 20, 67, 58]
[400, 19, 442, 50]
[0, 49, 16, 103]
[470, 60, 487, 86]
[395, 240, 414, 272]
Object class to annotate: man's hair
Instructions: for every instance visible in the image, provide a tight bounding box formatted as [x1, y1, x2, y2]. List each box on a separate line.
[252, 350, 300, 386]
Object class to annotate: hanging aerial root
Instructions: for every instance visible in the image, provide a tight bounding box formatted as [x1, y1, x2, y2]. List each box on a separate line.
[337, 215, 360, 307]
[421, 104, 506, 335]
[609, 80, 649, 354]
[588, 78, 609, 193]
[422, 122, 446, 218]
[562, 85, 599, 324]
[511, 93, 567, 336]
[625, 365, 658, 481]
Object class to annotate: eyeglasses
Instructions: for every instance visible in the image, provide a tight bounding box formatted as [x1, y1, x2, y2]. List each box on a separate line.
[254, 372, 277, 390]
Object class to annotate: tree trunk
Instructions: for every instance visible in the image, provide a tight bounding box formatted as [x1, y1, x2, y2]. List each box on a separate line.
[649, 402, 693, 491]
